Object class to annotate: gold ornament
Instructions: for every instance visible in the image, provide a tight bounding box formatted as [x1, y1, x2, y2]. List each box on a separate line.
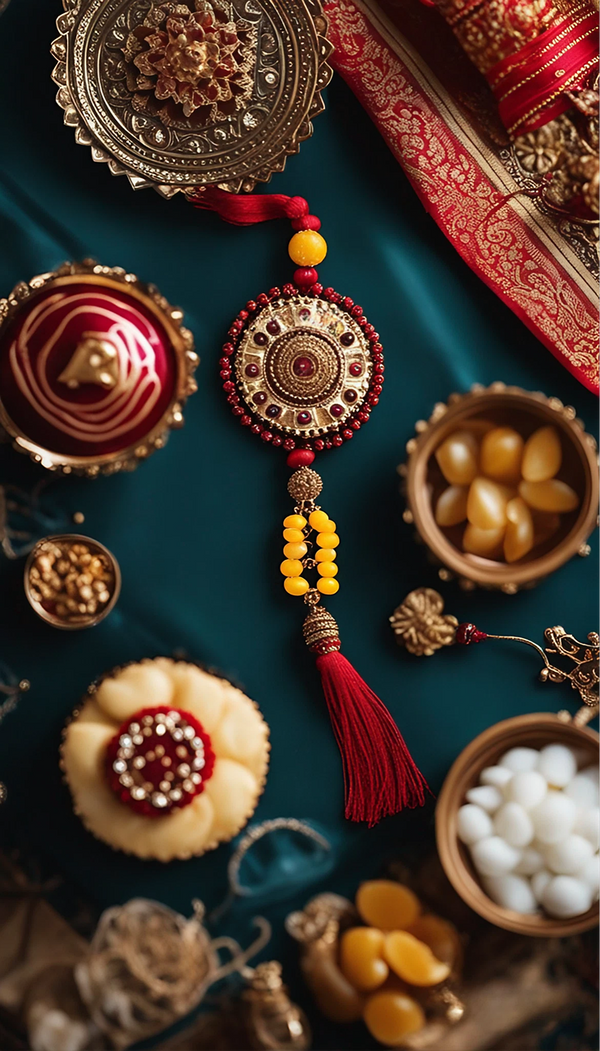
[58, 337, 119, 390]
[390, 588, 458, 656]
[287, 467, 322, 503]
[242, 961, 311, 1051]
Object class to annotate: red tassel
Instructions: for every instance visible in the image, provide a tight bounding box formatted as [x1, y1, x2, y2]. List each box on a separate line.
[188, 187, 310, 226]
[304, 607, 429, 826]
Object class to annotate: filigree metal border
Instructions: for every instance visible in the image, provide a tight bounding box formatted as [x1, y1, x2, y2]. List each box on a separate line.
[0, 260, 199, 477]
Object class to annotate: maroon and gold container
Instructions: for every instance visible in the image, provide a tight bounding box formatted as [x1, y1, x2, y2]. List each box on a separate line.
[0, 261, 198, 475]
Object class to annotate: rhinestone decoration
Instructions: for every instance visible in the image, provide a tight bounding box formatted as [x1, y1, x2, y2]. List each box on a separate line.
[232, 293, 376, 441]
[105, 706, 215, 817]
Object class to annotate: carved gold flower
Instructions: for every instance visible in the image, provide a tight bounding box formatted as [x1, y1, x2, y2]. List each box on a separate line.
[390, 587, 458, 656]
[514, 123, 564, 175]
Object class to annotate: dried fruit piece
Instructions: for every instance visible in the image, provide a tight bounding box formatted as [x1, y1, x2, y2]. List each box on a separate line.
[339, 927, 389, 992]
[383, 931, 451, 987]
[435, 485, 469, 527]
[522, 426, 562, 482]
[406, 914, 461, 968]
[467, 477, 513, 529]
[463, 523, 505, 558]
[356, 880, 420, 931]
[504, 497, 534, 562]
[363, 991, 425, 1046]
[480, 427, 524, 484]
[519, 479, 579, 513]
[435, 430, 479, 486]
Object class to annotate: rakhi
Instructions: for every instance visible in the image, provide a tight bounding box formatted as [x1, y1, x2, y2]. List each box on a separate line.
[191, 187, 428, 827]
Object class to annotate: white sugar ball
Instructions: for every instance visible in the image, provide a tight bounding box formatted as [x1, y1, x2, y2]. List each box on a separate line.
[499, 747, 539, 773]
[566, 772, 599, 809]
[579, 765, 599, 785]
[577, 854, 599, 901]
[505, 771, 547, 810]
[537, 744, 577, 788]
[541, 875, 592, 918]
[515, 847, 545, 876]
[494, 802, 534, 848]
[545, 834, 594, 875]
[573, 807, 600, 851]
[466, 785, 503, 813]
[531, 869, 552, 902]
[480, 766, 513, 789]
[471, 836, 521, 877]
[531, 793, 576, 844]
[484, 874, 537, 913]
[457, 804, 493, 845]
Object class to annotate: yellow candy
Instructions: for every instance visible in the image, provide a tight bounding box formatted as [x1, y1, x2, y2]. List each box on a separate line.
[435, 430, 479, 486]
[284, 577, 309, 596]
[317, 562, 338, 578]
[504, 496, 534, 563]
[283, 542, 307, 560]
[356, 880, 420, 932]
[339, 928, 388, 992]
[318, 532, 339, 548]
[522, 425, 562, 482]
[532, 510, 561, 547]
[435, 485, 468, 527]
[315, 548, 337, 562]
[280, 559, 304, 577]
[283, 528, 305, 543]
[363, 991, 425, 1047]
[318, 578, 339, 595]
[308, 509, 330, 531]
[467, 477, 512, 530]
[284, 514, 307, 529]
[518, 479, 579, 513]
[383, 931, 451, 987]
[480, 427, 524, 484]
[407, 915, 460, 968]
[288, 229, 328, 267]
[463, 523, 505, 559]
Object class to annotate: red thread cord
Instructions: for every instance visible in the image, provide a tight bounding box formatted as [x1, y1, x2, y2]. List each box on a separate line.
[315, 650, 429, 826]
[188, 187, 310, 225]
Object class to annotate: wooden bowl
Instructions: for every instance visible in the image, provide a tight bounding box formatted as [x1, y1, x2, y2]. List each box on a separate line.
[403, 383, 598, 592]
[436, 712, 599, 936]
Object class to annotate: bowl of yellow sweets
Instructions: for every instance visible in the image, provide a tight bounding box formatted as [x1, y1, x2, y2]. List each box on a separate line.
[403, 383, 598, 591]
[287, 880, 464, 1048]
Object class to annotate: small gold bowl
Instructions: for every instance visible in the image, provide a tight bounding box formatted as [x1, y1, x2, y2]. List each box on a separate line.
[24, 533, 121, 630]
[436, 712, 599, 936]
[404, 383, 598, 591]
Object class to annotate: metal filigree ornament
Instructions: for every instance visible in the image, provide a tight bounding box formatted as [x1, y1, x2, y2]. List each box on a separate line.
[51, 0, 332, 196]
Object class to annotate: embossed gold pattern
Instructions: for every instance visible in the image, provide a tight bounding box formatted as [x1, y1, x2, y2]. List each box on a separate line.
[390, 587, 459, 656]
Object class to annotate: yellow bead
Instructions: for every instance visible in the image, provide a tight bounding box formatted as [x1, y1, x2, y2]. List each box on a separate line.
[318, 561, 338, 578]
[318, 532, 339, 548]
[319, 519, 336, 532]
[315, 548, 336, 562]
[283, 528, 304, 543]
[284, 514, 307, 529]
[283, 542, 307, 560]
[288, 230, 327, 267]
[280, 559, 304, 577]
[309, 509, 330, 531]
[318, 577, 339, 595]
[284, 576, 309, 596]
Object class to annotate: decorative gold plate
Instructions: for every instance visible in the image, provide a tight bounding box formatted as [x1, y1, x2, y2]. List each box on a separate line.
[51, 0, 333, 196]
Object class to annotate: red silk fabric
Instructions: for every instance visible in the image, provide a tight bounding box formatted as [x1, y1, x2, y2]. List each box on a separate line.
[486, 8, 599, 136]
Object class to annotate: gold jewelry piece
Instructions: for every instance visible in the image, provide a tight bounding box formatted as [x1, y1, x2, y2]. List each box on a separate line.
[24, 533, 121, 630]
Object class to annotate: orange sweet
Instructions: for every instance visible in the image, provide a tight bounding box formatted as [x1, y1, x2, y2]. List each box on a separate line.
[356, 880, 421, 932]
[406, 914, 460, 968]
[339, 927, 389, 992]
[363, 990, 426, 1046]
[383, 931, 451, 987]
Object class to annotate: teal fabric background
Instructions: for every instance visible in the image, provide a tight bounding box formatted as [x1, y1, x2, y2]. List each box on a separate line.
[0, 2, 597, 1047]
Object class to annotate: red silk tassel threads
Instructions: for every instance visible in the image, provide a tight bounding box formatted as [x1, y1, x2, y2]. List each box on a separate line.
[303, 606, 429, 826]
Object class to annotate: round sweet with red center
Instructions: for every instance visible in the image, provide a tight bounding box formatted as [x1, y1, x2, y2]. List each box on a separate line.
[292, 356, 315, 378]
[0, 275, 182, 460]
[105, 706, 215, 817]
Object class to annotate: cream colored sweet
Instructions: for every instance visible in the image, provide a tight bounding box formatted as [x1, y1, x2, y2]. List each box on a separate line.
[62, 658, 270, 861]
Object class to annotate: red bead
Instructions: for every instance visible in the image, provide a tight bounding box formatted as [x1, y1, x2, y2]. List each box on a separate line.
[219, 356, 230, 368]
[369, 332, 380, 343]
[219, 369, 231, 380]
[351, 305, 363, 317]
[241, 415, 252, 426]
[332, 435, 343, 447]
[342, 429, 353, 440]
[357, 316, 367, 327]
[351, 420, 361, 430]
[368, 395, 379, 406]
[294, 267, 318, 288]
[287, 448, 315, 469]
[257, 293, 269, 306]
[227, 393, 239, 404]
[250, 423, 263, 435]
[238, 309, 249, 321]
[283, 283, 297, 296]
[325, 438, 333, 449]
[269, 287, 281, 299]
[246, 300, 257, 312]
[323, 286, 335, 299]
[291, 214, 322, 231]
[272, 435, 283, 447]
[455, 623, 487, 645]
[343, 297, 354, 309]
[232, 406, 244, 416]
[223, 381, 235, 393]
[374, 363, 385, 374]
[222, 342, 234, 356]
[373, 342, 383, 352]
[314, 438, 325, 451]
[283, 438, 296, 451]
[261, 430, 273, 442]
[311, 283, 323, 295]
[364, 324, 374, 336]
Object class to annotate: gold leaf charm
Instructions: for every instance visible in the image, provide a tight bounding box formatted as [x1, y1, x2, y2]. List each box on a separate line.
[390, 587, 458, 656]
[58, 336, 119, 390]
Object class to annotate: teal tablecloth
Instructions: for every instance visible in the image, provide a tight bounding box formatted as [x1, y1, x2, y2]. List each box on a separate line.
[0, 2, 597, 1047]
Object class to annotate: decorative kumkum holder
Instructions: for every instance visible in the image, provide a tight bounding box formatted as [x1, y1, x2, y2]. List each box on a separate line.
[0, 260, 197, 475]
[51, 0, 333, 195]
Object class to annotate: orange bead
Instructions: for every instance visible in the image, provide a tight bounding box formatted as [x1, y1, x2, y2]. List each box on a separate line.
[283, 528, 305, 543]
[284, 576, 309, 596]
[283, 542, 307, 560]
[383, 931, 451, 987]
[317, 577, 339, 595]
[356, 880, 420, 931]
[317, 532, 339, 548]
[317, 561, 338, 578]
[315, 548, 336, 562]
[308, 509, 330, 531]
[288, 230, 327, 267]
[280, 559, 303, 577]
[284, 514, 307, 529]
